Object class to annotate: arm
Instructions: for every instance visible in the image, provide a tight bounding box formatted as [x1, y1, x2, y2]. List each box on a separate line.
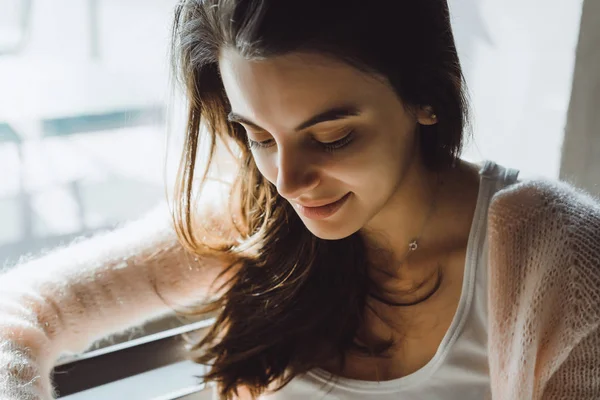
[539, 179, 600, 399]
[539, 199, 600, 399]
[541, 326, 600, 399]
[0, 200, 233, 399]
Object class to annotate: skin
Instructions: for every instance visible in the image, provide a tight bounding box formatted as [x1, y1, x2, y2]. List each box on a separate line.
[219, 49, 482, 380]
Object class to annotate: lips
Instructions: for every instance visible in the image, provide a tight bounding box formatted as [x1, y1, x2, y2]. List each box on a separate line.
[297, 197, 341, 208]
[294, 192, 351, 220]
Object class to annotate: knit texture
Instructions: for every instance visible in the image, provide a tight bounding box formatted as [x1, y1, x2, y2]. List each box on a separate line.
[0, 178, 599, 399]
[487, 179, 600, 399]
[0, 200, 231, 399]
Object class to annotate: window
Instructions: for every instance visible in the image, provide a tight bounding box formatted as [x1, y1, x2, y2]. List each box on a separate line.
[0, 0, 175, 268]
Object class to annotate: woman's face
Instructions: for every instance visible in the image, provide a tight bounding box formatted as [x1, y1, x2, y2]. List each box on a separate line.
[219, 49, 435, 240]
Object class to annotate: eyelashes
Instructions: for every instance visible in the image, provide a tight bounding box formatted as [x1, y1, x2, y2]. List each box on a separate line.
[247, 138, 275, 149]
[247, 131, 355, 153]
[321, 131, 355, 152]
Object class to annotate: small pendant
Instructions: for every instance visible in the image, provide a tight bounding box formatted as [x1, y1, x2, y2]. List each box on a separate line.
[408, 240, 418, 251]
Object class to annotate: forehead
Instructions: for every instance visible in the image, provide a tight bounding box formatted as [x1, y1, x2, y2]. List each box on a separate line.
[218, 49, 384, 131]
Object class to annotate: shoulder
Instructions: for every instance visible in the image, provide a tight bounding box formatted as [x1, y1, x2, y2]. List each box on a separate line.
[488, 178, 600, 313]
[486, 180, 600, 382]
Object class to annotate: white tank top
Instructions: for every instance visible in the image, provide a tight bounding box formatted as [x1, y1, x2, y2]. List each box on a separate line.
[258, 160, 520, 399]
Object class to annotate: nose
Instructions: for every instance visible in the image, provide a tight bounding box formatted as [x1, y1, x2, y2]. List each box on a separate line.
[275, 144, 319, 200]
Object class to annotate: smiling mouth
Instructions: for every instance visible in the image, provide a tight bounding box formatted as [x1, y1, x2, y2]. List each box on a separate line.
[294, 193, 351, 220]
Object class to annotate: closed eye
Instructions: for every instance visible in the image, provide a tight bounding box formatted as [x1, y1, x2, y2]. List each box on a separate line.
[246, 131, 356, 152]
[319, 131, 355, 152]
[247, 137, 275, 149]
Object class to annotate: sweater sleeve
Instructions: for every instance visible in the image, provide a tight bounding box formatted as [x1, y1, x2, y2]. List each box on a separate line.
[541, 326, 600, 399]
[538, 183, 600, 399]
[0, 199, 233, 399]
[487, 179, 600, 400]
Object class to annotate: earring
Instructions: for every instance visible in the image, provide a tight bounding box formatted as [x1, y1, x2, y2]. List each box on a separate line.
[431, 113, 437, 120]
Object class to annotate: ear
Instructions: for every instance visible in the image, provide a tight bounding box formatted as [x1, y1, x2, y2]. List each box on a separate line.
[416, 105, 438, 126]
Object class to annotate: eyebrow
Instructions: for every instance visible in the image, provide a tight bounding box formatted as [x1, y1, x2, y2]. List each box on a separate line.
[227, 105, 361, 132]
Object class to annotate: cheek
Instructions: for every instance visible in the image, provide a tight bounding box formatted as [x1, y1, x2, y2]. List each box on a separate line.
[251, 152, 277, 184]
[333, 132, 409, 191]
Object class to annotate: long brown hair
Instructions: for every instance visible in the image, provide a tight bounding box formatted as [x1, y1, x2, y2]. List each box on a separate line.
[165, 0, 469, 398]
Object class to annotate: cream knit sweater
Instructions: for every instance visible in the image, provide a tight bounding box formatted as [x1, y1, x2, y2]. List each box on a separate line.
[0, 178, 599, 399]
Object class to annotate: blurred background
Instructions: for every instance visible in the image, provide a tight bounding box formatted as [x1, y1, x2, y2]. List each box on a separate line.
[0, 0, 594, 268]
[0, 0, 176, 268]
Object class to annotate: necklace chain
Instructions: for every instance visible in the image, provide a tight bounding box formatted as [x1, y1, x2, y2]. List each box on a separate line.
[368, 173, 444, 307]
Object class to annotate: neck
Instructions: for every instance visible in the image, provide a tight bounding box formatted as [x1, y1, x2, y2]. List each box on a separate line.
[362, 156, 443, 265]
[362, 158, 480, 287]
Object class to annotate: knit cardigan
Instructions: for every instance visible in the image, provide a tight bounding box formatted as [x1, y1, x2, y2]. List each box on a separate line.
[0, 178, 599, 399]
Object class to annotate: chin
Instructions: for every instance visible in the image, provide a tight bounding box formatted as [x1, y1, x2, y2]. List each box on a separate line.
[300, 218, 361, 241]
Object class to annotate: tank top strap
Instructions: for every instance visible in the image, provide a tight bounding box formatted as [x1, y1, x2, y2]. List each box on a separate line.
[479, 160, 520, 193]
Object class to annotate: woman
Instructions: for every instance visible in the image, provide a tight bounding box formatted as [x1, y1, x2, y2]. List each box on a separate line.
[1, 0, 600, 399]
